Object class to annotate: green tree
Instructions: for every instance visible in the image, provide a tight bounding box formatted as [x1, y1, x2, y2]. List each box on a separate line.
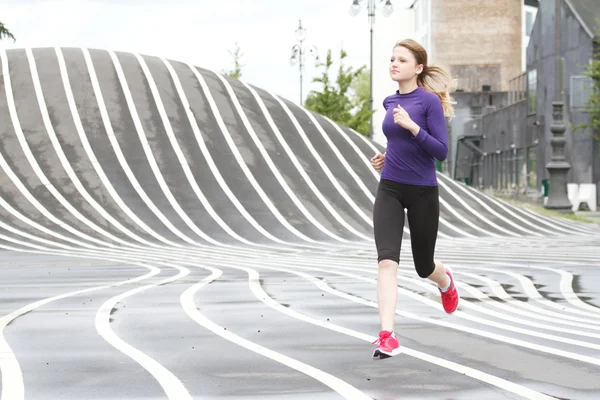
[304, 48, 374, 135]
[573, 31, 599, 141]
[582, 47, 600, 141]
[224, 42, 244, 79]
[349, 68, 373, 135]
[0, 22, 16, 42]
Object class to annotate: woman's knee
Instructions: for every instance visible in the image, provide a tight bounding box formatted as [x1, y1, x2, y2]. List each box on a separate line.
[415, 260, 435, 278]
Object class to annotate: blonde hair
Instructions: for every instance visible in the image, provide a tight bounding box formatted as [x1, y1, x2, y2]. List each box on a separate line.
[394, 39, 457, 118]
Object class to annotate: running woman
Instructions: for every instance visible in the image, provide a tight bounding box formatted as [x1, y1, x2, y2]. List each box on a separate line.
[369, 39, 459, 360]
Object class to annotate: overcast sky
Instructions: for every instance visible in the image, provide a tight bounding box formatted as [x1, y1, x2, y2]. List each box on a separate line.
[0, 0, 415, 107]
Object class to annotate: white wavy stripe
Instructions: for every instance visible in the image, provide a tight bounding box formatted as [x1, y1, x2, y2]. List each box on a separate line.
[435, 173, 544, 236]
[436, 173, 578, 236]
[81, 48, 187, 247]
[54, 46, 160, 248]
[265, 92, 374, 227]
[96, 265, 192, 400]
[447, 270, 600, 331]
[0, 48, 113, 249]
[167, 60, 348, 248]
[179, 67, 329, 246]
[0, 261, 158, 400]
[274, 262, 600, 366]
[258, 87, 377, 238]
[15, 49, 129, 248]
[251, 253, 600, 346]
[210, 70, 352, 244]
[106, 49, 211, 246]
[391, 271, 600, 343]
[27, 47, 147, 248]
[0, 231, 596, 396]
[436, 178, 521, 237]
[462, 262, 600, 317]
[456, 176, 598, 235]
[228, 264, 555, 400]
[236, 79, 373, 241]
[444, 263, 600, 319]
[179, 266, 372, 400]
[186, 65, 320, 247]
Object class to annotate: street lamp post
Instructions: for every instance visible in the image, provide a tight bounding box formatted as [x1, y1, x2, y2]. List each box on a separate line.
[290, 19, 318, 106]
[544, 0, 572, 212]
[350, 0, 394, 138]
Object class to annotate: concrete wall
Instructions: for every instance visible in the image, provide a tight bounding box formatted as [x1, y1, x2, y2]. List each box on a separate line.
[431, 0, 523, 92]
[449, 91, 508, 177]
[526, 0, 598, 203]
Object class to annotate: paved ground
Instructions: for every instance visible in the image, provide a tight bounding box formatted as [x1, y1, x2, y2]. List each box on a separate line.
[1, 47, 599, 400]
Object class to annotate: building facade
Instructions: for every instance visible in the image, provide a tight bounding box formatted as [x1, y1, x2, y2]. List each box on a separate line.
[456, 0, 599, 206]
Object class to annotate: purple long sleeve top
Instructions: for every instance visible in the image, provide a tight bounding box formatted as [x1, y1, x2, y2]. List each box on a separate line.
[380, 86, 449, 186]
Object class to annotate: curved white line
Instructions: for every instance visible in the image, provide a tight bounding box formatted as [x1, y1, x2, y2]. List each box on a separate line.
[232, 264, 554, 400]
[274, 262, 600, 366]
[435, 175, 543, 236]
[96, 265, 192, 400]
[265, 91, 374, 226]
[0, 48, 108, 249]
[0, 263, 158, 400]
[210, 71, 351, 244]
[186, 66, 311, 246]
[180, 266, 371, 400]
[238, 80, 372, 241]
[53, 46, 159, 248]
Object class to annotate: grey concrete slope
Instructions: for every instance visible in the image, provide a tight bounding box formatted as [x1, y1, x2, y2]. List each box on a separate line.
[2, 47, 598, 247]
[1, 47, 600, 400]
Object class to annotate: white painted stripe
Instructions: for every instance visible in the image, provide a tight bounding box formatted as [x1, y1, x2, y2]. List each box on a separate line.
[0, 48, 110, 249]
[265, 94, 378, 231]
[276, 262, 600, 366]
[136, 53, 269, 249]
[0, 263, 158, 400]
[103, 49, 208, 246]
[180, 267, 372, 400]
[451, 270, 600, 331]
[435, 175, 543, 236]
[233, 264, 554, 400]
[169, 62, 342, 247]
[186, 65, 311, 246]
[264, 92, 373, 227]
[436, 179, 520, 237]
[481, 261, 600, 316]
[81, 48, 186, 247]
[393, 272, 600, 343]
[210, 71, 350, 244]
[237, 79, 372, 241]
[96, 265, 192, 400]
[459, 263, 600, 319]
[27, 48, 146, 248]
[300, 110, 375, 205]
[53, 47, 159, 248]
[477, 187, 589, 235]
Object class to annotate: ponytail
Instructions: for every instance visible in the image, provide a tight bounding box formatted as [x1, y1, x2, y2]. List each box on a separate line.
[417, 65, 457, 119]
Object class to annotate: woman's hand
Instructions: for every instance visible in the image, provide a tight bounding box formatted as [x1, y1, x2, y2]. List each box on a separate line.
[370, 152, 385, 172]
[393, 105, 420, 136]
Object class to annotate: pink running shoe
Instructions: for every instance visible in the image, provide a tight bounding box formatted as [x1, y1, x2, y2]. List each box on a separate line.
[372, 330, 400, 359]
[440, 267, 459, 313]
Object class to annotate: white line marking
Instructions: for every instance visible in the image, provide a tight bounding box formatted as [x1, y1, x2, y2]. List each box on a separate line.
[180, 266, 372, 400]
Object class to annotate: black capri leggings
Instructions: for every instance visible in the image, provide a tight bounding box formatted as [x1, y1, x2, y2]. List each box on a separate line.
[373, 178, 439, 278]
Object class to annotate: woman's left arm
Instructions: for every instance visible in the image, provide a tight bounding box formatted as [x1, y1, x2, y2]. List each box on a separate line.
[407, 98, 449, 161]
